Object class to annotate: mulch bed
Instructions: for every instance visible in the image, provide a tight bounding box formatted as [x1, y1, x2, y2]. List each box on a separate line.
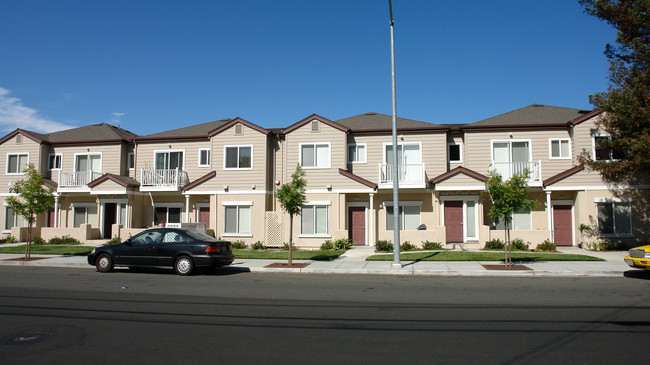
[482, 264, 532, 271]
[3, 257, 48, 262]
[264, 263, 310, 268]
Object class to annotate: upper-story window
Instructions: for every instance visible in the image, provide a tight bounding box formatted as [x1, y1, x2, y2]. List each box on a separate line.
[198, 148, 210, 167]
[549, 138, 571, 159]
[448, 143, 462, 163]
[347, 143, 366, 164]
[6, 153, 29, 174]
[593, 135, 625, 161]
[48, 154, 62, 170]
[224, 145, 252, 169]
[300, 143, 330, 169]
[127, 153, 135, 170]
[155, 151, 183, 170]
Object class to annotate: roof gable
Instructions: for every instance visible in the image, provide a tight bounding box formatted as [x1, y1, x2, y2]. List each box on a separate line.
[182, 171, 216, 192]
[338, 169, 377, 189]
[87, 173, 139, 188]
[208, 117, 269, 137]
[430, 167, 488, 184]
[283, 114, 349, 134]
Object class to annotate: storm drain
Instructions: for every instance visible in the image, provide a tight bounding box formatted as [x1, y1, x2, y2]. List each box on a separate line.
[0, 332, 54, 347]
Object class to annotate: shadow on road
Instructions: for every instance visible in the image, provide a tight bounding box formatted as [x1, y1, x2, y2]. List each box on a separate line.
[624, 270, 650, 280]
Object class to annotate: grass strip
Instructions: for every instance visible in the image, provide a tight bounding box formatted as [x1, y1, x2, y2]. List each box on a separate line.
[234, 249, 344, 261]
[0, 245, 94, 256]
[367, 251, 605, 262]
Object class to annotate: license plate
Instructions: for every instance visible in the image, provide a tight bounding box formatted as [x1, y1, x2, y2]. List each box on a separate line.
[627, 259, 635, 266]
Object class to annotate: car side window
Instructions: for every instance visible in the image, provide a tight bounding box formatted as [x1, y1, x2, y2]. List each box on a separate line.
[131, 231, 163, 245]
[163, 232, 183, 243]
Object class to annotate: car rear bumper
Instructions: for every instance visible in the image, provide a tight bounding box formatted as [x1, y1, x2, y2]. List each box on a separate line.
[193, 253, 235, 268]
[624, 256, 650, 270]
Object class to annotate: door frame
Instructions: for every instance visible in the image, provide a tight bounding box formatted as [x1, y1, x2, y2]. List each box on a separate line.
[440, 195, 480, 243]
[196, 202, 211, 228]
[551, 200, 575, 246]
[347, 202, 369, 246]
[100, 198, 128, 238]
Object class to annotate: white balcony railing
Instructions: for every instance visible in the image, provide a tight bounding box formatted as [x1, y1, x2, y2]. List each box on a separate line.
[140, 168, 189, 190]
[489, 160, 542, 184]
[58, 170, 103, 188]
[379, 163, 425, 188]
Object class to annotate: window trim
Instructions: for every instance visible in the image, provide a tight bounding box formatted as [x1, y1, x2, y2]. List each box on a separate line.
[299, 142, 331, 169]
[595, 199, 632, 237]
[448, 142, 463, 163]
[383, 200, 422, 231]
[73, 152, 103, 173]
[222, 204, 252, 236]
[223, 145, 253, 170]
[347, 143, 367, 164]
[6, 152, 29, 175]
[72, 203, 98, 228]
[490, 139, 533, 163]
[592, 134, 623, 161]
[198, 148, 211, 168]
[4, 205, 25, 232]
[127, 152, 135, 170]
[382, 142, 422, 165]
[153, 203, 183, 227]
[548, 138, 571, 160]
[300, 204, 330, 237]
[48, 153, 62, 171]
[153, 150, 185, 170]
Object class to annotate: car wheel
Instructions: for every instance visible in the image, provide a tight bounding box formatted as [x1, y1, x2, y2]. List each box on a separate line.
[174, 256, 194, 276]
[96, 253, 114, 273]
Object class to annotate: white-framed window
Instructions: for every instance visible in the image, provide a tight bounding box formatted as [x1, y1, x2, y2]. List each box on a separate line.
[198, 148, 210, 167]
[48, 154, 62, 170]
[73, 204, 98, 228]
[74, 153, 102, 173]
[301, 204, 329, 235]
[597, 200, 632, 236]
[154, 150, 184, 170]
[495, 208, 532, 230]
[385, 201, 421, 231]
[127, 153, 135, 170]
[223, 202, 252, 235]
[224, 145, 252, 169]
[448, 143, 462, 163]
[593, 135, 625, 161]
[4, 206, 25, 231]
[6, 153, 29, 174]
[347, 143, 367, 164]
[549, 138, 571, 159]
[154, 204, 182, 226]
[300, 143, 331, 169]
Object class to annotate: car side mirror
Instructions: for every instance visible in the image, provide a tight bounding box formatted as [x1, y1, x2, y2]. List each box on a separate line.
[124, 239, 132, 246]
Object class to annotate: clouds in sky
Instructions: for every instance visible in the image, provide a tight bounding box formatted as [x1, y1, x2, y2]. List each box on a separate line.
[0, 87, 76, 133]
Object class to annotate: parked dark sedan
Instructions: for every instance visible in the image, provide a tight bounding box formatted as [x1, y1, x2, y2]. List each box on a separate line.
[88, 228, 234, 275]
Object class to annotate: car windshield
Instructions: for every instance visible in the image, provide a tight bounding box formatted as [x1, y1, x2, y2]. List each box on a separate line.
[184, 230, 219, 242]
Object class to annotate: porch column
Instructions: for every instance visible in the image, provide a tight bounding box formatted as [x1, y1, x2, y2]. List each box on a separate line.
[546, 190, 553, 242]
[369, 192, 375, 246]
[185, 194, 190, 223]
[54, 194, 59, 228]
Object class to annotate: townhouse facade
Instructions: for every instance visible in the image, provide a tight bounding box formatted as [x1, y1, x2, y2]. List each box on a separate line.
[1, 104, 648, 249]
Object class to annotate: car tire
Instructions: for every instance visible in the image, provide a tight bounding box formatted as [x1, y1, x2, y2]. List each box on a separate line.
[174, 255, 194, 276]
[96, 253, 114, 273]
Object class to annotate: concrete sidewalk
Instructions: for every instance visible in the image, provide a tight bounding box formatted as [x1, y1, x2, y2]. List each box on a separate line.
[0, 245, 638, 277]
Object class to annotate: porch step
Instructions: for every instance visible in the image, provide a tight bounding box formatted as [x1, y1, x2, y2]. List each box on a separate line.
[446, 243, 481, 250]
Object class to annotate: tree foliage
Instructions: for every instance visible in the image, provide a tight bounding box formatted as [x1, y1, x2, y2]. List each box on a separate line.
[578, 0, 650, 183]
[276, 165, 307, 265]
[6, 163, 55, 259]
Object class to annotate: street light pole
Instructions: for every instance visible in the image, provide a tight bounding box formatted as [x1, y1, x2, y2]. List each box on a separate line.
[389, 0, 401, 268]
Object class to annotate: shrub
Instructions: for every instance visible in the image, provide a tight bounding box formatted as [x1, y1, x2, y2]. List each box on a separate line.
[584, 240, 612, 251]
[422, 240, 444, 250]
[536, 239, 556, 252]
[31, 236, 45, 245]
[375, 240, 393, 252]
[320, 240, 334, 250]
[282, 242, 290, 250]
[5, 236, 16, 244]
[333, 238, 353, 250]
[510, 238, 530, 251]
[400, 241, 418, 251]
[48, 235, 82, 245]
[231, 240, 247, 249]
[251, 241, 265, 250]
[484, 239, 504, 250]
[103, 236, 122, 246]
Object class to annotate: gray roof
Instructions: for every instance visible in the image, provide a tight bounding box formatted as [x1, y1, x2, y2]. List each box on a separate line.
[468, 104, 591, 127]
[139, 119, 231, 139]
[44, 123, 137, 143]
[336, 112, 442, 131]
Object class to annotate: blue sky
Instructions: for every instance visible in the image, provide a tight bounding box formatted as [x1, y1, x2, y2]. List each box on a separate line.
[0, 0, 616, 135]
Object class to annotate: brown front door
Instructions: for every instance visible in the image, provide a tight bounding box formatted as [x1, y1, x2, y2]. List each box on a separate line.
[103, 203, 116, 239]
[199, 207, 210, 228]
[47, 210, 55, 227]
[348, 207, 366, 245]
[553, 205, 572, 246]
[445, 201, 464, 243]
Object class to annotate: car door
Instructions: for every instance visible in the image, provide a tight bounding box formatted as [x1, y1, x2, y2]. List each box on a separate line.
[116, 230, 163, 266]
[157, 230, 187, 267]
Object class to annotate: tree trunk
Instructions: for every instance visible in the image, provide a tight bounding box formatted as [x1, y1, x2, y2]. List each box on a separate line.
[288, 214, 293, 266]
[25, 215, 33, 260]
[505, 221, 511, 266]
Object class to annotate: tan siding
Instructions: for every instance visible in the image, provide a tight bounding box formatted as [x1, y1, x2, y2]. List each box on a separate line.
[572, 114, 601, 164]
[435, 173, 485, 188]
[135, 140, 211, 183]
[210, 124, 268, 189]
[53, 144, 123, 175]
[0, 135, 41, 189]
[547, 168, 607, 187]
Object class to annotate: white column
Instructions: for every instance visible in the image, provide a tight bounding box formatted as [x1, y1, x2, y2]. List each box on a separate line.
[546, 191, 553, 242]
[185, 195, 190, 223]
[54, 194, 59, 227]
[369, 193, 375, 246]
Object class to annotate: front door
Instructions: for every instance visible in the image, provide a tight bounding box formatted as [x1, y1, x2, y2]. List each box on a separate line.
[348, 207, 366, 245]
[199, 207, 210, 228]
[103, 203, 116, 239]
[553, 205, 572, 246]
[444, 201, 464, 243]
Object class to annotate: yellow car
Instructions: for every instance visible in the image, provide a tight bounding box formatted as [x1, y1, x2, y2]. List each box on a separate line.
[625, 245, 650, 270]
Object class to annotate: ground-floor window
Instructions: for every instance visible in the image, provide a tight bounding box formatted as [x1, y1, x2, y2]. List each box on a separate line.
[154, 206, 181, 226]
[4, 206, 25, 231]
[73, 205, 98, 228]
[224, 205, 251, 234]
[495, 208, 532, 230]
[301, 205, 329, 235]
[597, 201, 631, 236]
[386, 205, 421, 230]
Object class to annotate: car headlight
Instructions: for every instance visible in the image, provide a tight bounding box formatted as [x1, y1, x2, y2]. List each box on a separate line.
[646, 252, 650, 258]
[90, 248, 95, 254]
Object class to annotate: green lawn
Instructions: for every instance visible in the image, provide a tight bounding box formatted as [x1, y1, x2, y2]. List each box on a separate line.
[367, 251, 605, 262]
[233, 249, 344, 261]
[0, 245, 94, 256]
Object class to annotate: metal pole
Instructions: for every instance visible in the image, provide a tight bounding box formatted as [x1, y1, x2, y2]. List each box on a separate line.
[389, 0, 401, 268]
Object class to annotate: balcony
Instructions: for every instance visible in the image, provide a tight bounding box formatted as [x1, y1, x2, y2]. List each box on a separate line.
[58, 170, 103, 190]
[489, 161, 542, 186]
[378, 163, 426, 189]
[140, 168, 189, 191]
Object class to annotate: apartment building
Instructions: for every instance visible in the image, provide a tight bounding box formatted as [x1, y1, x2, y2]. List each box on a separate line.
[1, 105, 647, 249]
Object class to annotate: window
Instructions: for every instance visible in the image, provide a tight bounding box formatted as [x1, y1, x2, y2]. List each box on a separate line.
[154, 206, 181, 226]
[224, 145, 252, 169]
[348, 144, 366, 164]
[597, 201, 631, 236]
[127, 153, 134, 170]
[73, 205, 98, 228]
[386, 205, 421, 231]
[301, 205, 329, 235]
[384, 143, 422, 181]
[155, 151, 183, 170]
[48, 154, 62, 170]
[549, 139, 570, 159]
[4, 207, 25, 231]
[300, 143, 330, 168]
[448, 143, 462, 163]
[495, 209, 532, 230]
[199, 148, 210, 167]
[224, 205, 251, 234]
[75, 154, 101, 172]
[594, 135, 625, 161]
[131, 230, 163, 245]
[7, 153, 28, 174]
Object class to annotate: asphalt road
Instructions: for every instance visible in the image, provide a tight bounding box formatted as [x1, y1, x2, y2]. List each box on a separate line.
[0, 266, 648, 364]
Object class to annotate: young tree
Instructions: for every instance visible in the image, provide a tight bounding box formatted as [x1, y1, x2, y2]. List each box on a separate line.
[276, 164, 307, 266]
[6, 164, 55, 260]
[486, 171, 537, 266]
[578, 0, 650, 183]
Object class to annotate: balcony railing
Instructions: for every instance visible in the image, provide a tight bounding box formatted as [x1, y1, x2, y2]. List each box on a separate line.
[58, 170, 103, 188]
[378, 163, 426, 188]
[489, 161, 542, 184]
[140, 168, 189, 191]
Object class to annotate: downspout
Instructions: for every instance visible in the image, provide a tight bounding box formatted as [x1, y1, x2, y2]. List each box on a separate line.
[546, 190, 553, 242]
